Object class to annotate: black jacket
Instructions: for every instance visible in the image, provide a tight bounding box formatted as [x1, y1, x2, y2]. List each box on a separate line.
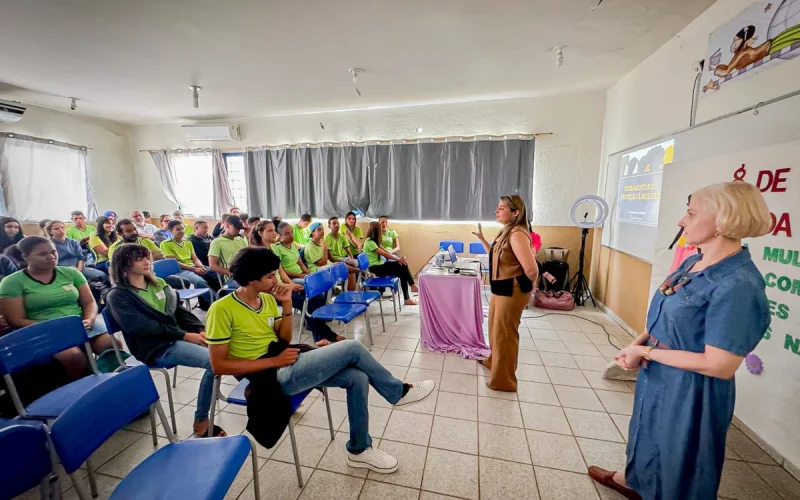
[106, 284, 204, 364]
[189, 234, 213, 266]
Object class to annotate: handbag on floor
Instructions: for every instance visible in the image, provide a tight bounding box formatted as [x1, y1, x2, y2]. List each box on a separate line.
[532, 280, 575, 311]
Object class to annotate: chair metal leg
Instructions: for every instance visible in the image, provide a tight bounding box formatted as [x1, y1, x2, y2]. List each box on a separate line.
[148, 407, 158, 446]
[391, 292, 398, 322]
[378, 299, 385, 333]
[208, 376, 222, 437]
[85, 457, 98, 498]
[249, 440, 261, 500]
[172, 366, 178, 388]
[287, 420, 304, 487]
[322, 387, 335, 441]
[364, 308, 374, 349]
[157, 368, 177, 433]
[69, 472, 92, 500]
[397, 286, 402, 312]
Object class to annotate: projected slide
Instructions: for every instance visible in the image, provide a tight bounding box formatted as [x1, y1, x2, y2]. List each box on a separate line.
[616, 139, 674, 226]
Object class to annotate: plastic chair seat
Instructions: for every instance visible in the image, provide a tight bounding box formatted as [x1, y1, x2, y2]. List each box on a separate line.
[109, 435, 251, 500]
[226, 379, 312, 414]
[332, 291, 381, 305]
[0, 417, 43, 431]
[124, 357, 177, 371]
[310, 303, 367, 323]
[176, 288, 211, 302]
[25, 373, 116, 419]
[362, 277, 399, 290]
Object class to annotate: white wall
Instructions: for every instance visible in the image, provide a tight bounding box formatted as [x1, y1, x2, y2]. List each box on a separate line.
[0, 105, 138, 217]
[128, 91, 607, 224]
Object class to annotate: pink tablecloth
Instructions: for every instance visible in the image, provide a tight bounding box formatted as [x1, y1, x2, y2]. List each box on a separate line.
[419, 269, 490, 359]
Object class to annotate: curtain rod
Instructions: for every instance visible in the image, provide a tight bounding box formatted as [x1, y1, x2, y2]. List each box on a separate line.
[138, 132, 552, 153]
[0, 132, 92, 150]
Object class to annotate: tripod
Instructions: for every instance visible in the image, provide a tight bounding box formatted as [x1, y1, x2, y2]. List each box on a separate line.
[569, 227, 596, 307]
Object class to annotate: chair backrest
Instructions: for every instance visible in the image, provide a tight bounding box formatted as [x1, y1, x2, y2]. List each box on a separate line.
[49, 365, 158, 474]
[153, 258, 181, 278]
[329, 262, 349, 285]
[439, 240, 464, 253]
[356, 253, 370, 271]
[0, 316, 89, 375]
[0, 423, 52, 499]
[102, 307, 122, 335]
[469, 242, 486, 254]
[303, 269, 333, 299]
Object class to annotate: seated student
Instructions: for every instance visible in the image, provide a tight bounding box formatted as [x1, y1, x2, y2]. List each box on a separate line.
[154, 214, 173, 246]
[66, 210, 97, 247]
[293, 214, 312, 248]
[246, 216, 261, 244]
[130, 210, 159, 241]
[88, 216, 118, 273]
[208, 215, 248, 280]
[253, 220, 342, 345]
[272, 222, 309, 284]
[46, 220, 107, 282]
[160, 220, 218, 309]
[378, 216, 400, 254]
[343, 211, 363, 255]
[108, 219, 164, 262]
[325, 217, 359, 290]
[206, 247, 435, 465]
[173, 210, 193, 237]
[38, 219, 51, 237]
[303, 222, 330, 273]
[363, 222, 418, 306]
[189, 220, 213, 266]
[212, 212, 231, 239]
[106, 244, 225, 437]
[0, 217, 24, 254]
[0, 236, 113, 379]
[103, 210, 118, 225]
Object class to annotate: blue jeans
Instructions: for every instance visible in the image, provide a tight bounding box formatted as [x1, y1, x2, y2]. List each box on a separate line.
[276, 340, 404, 453]
[175, 270, 217, 310]
[82, 266, 108, 283]
[152, 340, 214, 423]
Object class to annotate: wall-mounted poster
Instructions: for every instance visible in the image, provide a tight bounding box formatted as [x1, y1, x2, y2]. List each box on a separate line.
[703, 0, 800, 96]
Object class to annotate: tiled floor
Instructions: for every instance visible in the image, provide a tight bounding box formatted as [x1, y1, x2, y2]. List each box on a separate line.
[15, 293, 800, 500]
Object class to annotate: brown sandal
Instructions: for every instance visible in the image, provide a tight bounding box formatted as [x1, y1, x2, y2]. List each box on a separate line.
[587, 466, 642, 500]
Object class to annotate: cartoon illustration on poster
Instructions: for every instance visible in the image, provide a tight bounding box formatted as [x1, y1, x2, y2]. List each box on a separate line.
[703, 0, 800, 94]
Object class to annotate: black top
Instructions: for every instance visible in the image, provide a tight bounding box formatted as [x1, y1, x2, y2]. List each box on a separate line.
[488, 245, 533, 297]
[189, 234, 213, 266]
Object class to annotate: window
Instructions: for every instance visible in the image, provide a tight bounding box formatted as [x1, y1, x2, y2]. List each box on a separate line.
[173, 153, 214, 217]
[224, 153, 248, 212]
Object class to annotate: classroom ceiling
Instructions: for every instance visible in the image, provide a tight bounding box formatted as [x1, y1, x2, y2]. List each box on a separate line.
[0, 0, 714, 124]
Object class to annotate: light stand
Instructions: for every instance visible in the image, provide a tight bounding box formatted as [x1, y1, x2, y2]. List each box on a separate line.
[567, 195, 609, 308]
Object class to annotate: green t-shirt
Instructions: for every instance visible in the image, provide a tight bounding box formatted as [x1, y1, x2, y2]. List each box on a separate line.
[107, 238, 161, 261]
[345, 226, 363, 255]
[0, 267, 87, 321]
[183, 224, 194, 237]
[363, 239, 383, 267]
[304, 240, 326, 273]
[160, 239, 196, 267]
[293, 224, 311, 245]
[208, 236, 248, 269]
[382, 229, 398, 251]
[66, 225, 96, 241]
[135, 277, 169, 313]
[324, 231, 350, 260]
[271, 243, 302, 274]
[88, 234, 110, 263]
[205, 292, 281, 359]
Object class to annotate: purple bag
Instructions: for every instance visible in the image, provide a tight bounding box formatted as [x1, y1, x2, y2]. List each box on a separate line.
[533, 289, 575, 311]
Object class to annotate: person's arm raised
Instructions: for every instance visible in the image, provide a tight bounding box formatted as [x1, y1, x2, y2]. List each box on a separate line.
[471, 224, 491, 253]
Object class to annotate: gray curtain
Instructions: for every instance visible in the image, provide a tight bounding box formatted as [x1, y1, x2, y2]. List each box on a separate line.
[245, 139, 534, 220]
[212, 149, 236, 218]
[149, 150, 185, 207]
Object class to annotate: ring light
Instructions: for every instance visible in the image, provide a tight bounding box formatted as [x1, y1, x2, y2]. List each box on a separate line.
[570, 195, 609, 228]
[568, 195, 608, 307]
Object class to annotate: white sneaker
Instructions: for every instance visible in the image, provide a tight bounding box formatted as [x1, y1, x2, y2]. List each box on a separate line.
[347, 446, 399, 474]
[393, 380, 436, 408]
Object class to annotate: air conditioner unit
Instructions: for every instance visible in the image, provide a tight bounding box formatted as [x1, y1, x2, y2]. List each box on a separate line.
[0, 99, 26, 124]
[181, 124, 241, 142]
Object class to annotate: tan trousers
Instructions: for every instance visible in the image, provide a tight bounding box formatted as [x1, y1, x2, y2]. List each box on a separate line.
[484, 282, 532, 392]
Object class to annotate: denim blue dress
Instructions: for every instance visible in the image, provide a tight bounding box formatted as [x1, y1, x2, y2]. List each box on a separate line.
[626, 248, 770, 499]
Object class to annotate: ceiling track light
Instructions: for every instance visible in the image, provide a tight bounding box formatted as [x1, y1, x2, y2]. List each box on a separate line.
[349, 68, 364, 96]
[189, 85, 201, 109]
[553, 46, 564, 68]
[70, 98, 78, 111]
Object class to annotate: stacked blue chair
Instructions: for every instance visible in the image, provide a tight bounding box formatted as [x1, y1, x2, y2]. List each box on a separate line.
[439, 240, 465, 253]
[48, 364, 260, 500]
[302, 270, 373, 346]
[328, 262, 386, 333]
[208, 377, 334, 487]
[469, 241, 487, 255]
[356, 253, 401, 320]
[153, 258, 214, 308]
[0, 419, 59, 500]
[102, 308, 179, 435]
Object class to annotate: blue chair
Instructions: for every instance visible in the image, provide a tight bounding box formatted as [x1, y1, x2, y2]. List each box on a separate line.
[215, 276, 239, 299]
[208, 377, 333, 487]
[439, 240, 465, 253]
[328, 263, 386, 333]
[153, 258, 213, 308]
[302, 270, 373, 346]
[0, 420, 59, 500]
[102, 308, 178, 435]
[47, 365, 259, 500]
[357, 253, 401, 320]
[469, 241, 487, 255]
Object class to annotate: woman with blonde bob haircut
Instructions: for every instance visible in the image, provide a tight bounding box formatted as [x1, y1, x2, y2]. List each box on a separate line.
[588, 181, 772, 500]
[473, 195, 538, 392]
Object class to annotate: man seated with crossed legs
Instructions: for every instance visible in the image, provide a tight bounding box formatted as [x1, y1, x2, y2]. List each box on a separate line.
[206, 247, 435, 473]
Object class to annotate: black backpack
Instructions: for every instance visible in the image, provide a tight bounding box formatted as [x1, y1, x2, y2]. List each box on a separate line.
[539, 260, 570, 292]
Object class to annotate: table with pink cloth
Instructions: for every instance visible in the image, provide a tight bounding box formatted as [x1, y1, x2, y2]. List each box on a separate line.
[419, 262, 490, 359]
